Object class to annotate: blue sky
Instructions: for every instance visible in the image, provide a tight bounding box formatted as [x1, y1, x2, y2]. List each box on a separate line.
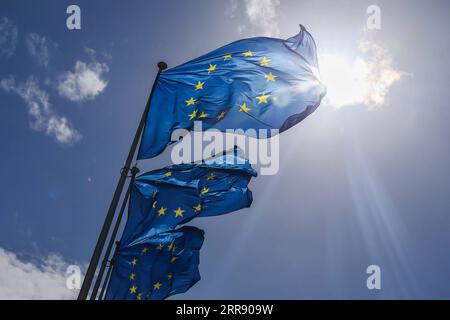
[0, 0, 450, 299]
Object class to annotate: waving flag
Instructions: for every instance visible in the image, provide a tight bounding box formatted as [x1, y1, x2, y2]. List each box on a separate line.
[138, 25, 326, 159]
[105, 226, 204, 300]
[120, 153, 257, 247]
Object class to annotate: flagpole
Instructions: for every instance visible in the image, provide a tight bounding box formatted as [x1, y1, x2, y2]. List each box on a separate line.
[78, 61, 167, 300]
[90, 166, 140, 300]
[99, 241, 120, 300]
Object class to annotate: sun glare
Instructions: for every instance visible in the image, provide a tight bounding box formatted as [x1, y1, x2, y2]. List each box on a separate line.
[318, 54, 370, 108]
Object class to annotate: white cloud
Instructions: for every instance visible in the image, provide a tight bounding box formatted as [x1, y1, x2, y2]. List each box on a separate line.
[230, 0, 280, 36]
[0, 17, 18, 58]
[25, 33, 56, 67]
[0, 76, 81, 144]
[319, 40, 403, 109]
[47, 116, 81, 144]
[0, 247, 78, 299]
[58, 54, 109, 102]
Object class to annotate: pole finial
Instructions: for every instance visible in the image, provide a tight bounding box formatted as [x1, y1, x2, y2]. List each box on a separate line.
[157, 61, 168, 71]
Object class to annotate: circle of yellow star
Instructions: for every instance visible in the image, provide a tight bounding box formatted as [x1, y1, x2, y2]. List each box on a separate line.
[260, 57, 270, 67]
[153, 282, 162, 290]
[217, 111, 225, 120]
[207, 64, 217, 74]
[239, 102, 251, 113]
[256, 93, 270, 104]
[188, 109, 198, 120]
[174, 207, 185, 217]
[194, 81, 204, 90]
[185, 97, 196, 106]
[168, 243, 176, 252]
[158, 206, 167, 216]
[201, 187, 209, 195]
[264, 72, 276, 82]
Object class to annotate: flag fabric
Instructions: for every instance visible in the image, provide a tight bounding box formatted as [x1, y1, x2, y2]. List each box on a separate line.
[120, 153, 257, 247]
[138, 24, 326, 159]
[105, 226, 204, 300]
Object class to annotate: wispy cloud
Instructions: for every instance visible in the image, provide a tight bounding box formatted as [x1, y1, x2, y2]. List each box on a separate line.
[357, 40, 403, 107]
[230, 0, 280, 37]
[25, 33, 56, 67]
[0, 247, 78, 299]
[319, 39, 404, 109]
[0, 17, 18, 58]
[58, 49, 109, 102]
[0, 76, 81, 144]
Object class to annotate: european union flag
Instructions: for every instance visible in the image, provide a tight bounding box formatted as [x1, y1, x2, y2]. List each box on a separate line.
[105, 226, 204, 300]
[120, 153, 257, 247]
[138, 25, 326, 159]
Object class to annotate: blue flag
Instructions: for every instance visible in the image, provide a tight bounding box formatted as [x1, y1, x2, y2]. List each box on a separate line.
[138, 24, 326, 159]
[105, 226, 204, 300]
[120, 153, 257, 247]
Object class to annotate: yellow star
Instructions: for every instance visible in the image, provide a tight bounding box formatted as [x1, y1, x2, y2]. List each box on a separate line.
[156, 244, 163, 250]
[264, 72, 276, 82]
[193, 204, 202, 212]
[207, 64, 216, 74]
[168, 273, 173, 280]
[188, 109, 198, 120]
[171, 257, 177, 263]
[153, 282, 162, 290]
[167, 243, 176, 252]
[201, 187, 209, 195]
[130, 273, 136, 280]
[239, 102, 251, 113]
[194, 81, 204, 91]
[131, 258, 138, 266]
[136, 293, 142, 300]
[199, 111, 208, 119]
[217, 111, 225, 120]
[174, 207, 185, 217]
[243, 51, 253, 57]
[129, 285, 137, 294]
[165, 170, 172, 177]
[186, 97, 196, 106]
[141, 247, 149, 253]
[158, 206, 167, 216]
[256, 93, 270, 104]
[224, 54, 232, 60]
[260, 56, 270, 67]
[207, 173, 216, 180]
[152, 200, 157, 208]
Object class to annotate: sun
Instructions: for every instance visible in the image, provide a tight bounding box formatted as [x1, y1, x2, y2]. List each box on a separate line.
[318, 53, 370, 108]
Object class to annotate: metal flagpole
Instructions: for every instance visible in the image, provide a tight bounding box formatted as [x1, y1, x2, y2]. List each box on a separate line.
[78, 62, 167, 300]
[99, 241, 120, 300]
[90, 166, 140, 300]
